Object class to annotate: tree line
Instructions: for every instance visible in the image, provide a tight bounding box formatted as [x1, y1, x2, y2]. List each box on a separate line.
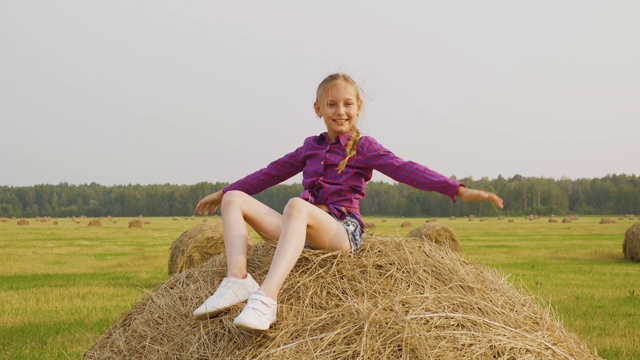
[1, 174, 639, 218]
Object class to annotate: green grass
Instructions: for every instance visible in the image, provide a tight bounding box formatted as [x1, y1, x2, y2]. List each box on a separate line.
[0, 215, 638, 359]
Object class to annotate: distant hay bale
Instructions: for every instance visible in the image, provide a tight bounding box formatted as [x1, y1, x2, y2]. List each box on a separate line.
[17, 219, 29, 225]
[449, 216, 456, 220]
[143, 221, 151, 225]
[623, 222, 640, 262]
[88, 219, 102, 227]
[172, 217, 180, 221]
[381, 219, 387, 222]
[425, 218, 437, 223]
[168, 221, 226, 275]
[479, 218, 488, 222]
[85, 236, 598, 360]
[548, 218, 558, 223]
[407, 223, 462, 253]
[508, 219, 515, 223]
[562, 218, 572, 223]
[599, 218, 615, 225]
[52, 221, 59, 225]
[0, 218, 8, 223]
[364, 223, 376, 229]
[570, 216, 579, 221]
[128, 219, 143, 228]
[400, 221, 412, 227]
[498, 216, 504, 221]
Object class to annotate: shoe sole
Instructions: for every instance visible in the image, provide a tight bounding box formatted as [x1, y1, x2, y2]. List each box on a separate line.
[233, 319, 271, 331]
[193, 305, 234, 320]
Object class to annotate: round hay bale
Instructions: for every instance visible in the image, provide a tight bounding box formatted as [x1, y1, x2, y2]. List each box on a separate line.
[17, 219, 29, 225]
[168, 221, 226, 275]
[400, 221, 412, 227]
[449, 216, 456, 220]
[88, 219, 102, 227]
[562, 218, 572, 223]
[508, 219, 515, 223]
[52, 221, 59, 225]
[599, 218, 615, 225]
[548, 218, 558, 223]
[1, 217, 8, 222]
[424, 218, 437, 223]
[172, 217, 180, 221]
[407, 223, 463, 253]
[364, 222, 376, 229]
[143, 221, 151, 225]
[623, 222, 640, 262]
[85, 236, 598, 359]
[128, 219, 143, 228]
[381, 219, 387, 222]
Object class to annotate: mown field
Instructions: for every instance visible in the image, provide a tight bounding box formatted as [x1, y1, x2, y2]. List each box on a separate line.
[0, 215, 638, 359]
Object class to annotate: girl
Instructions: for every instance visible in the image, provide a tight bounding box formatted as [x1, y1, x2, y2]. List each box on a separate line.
[193, 73, 503, 331]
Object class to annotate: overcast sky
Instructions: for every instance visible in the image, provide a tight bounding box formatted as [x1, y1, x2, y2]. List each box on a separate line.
[1, 1, 638, 187]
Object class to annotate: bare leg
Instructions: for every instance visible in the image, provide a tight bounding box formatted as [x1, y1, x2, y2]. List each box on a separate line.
[259, 198, 350, 300]
[220, 190, 283, 278]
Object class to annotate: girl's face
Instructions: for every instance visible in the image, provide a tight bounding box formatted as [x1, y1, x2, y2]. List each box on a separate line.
[314, 81, 362, 142]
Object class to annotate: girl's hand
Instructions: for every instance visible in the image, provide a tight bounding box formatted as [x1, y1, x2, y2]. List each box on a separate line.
[456, 186, 504, 209]
[195, 190, 224, 216]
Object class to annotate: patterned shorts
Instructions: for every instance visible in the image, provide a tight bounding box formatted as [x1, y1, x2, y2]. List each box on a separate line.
[305, 214, 363, 253]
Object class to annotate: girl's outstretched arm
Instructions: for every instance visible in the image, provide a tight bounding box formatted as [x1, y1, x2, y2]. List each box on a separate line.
[195, 190, 224, 216]
[456, 186, 504, 209]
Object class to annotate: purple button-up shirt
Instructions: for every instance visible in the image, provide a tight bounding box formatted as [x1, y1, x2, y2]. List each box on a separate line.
[224, 132, 462, 230]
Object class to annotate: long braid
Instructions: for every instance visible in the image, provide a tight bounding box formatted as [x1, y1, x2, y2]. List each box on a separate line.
[337, 125, 361, 173]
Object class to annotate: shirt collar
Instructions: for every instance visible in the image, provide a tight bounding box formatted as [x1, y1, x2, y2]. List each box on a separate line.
[317, 131, 352, 146]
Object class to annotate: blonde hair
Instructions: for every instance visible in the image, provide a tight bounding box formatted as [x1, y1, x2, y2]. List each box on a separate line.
[315, 73, 363, 173]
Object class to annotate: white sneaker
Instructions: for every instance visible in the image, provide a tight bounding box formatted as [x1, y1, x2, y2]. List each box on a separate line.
[233, 290, 277, 331]
[193, 274, 260, 320]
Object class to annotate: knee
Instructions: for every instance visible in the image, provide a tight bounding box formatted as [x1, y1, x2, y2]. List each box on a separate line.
[221, 190, 248, 209]
[283, 197, 308, 216]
